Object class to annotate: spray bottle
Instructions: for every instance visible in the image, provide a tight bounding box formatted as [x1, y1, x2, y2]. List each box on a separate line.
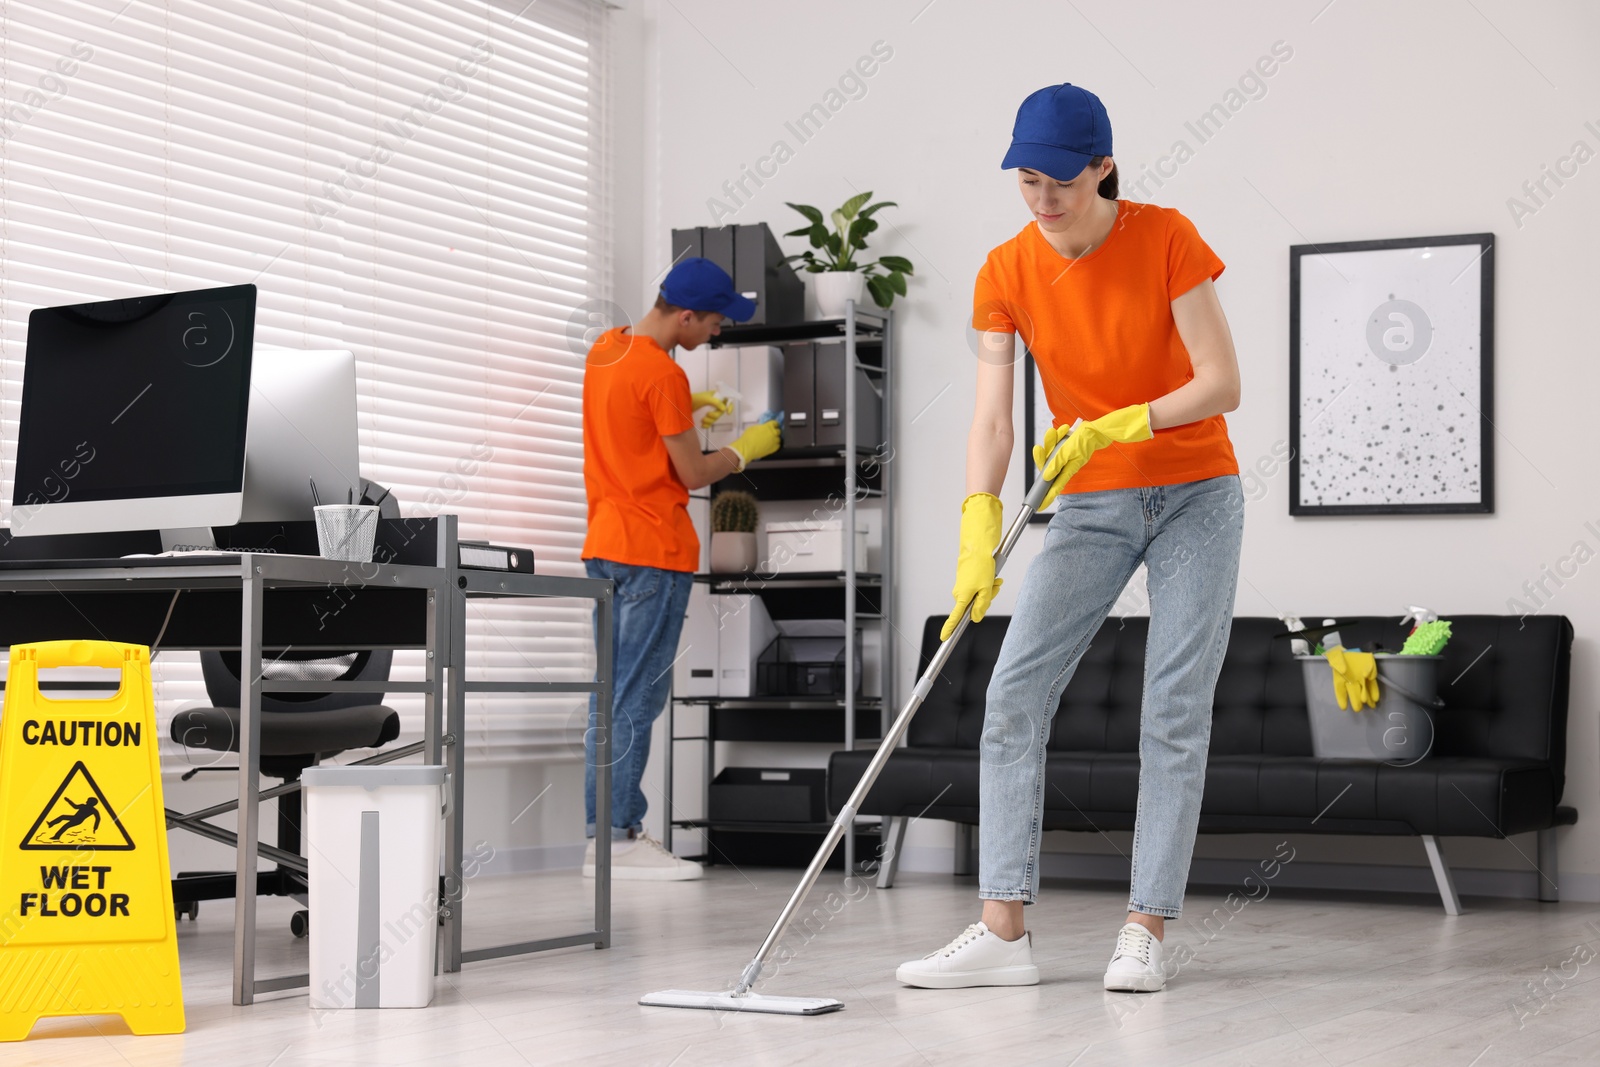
[1280, 614, 1310, 656]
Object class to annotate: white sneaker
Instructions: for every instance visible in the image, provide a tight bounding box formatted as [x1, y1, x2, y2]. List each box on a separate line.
[895, 922, 1040, 989]
[582, 832, 703, 881]
[1104, 922, 1165, 992]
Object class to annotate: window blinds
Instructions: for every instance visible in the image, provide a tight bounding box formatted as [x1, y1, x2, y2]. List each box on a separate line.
[0, 0, 608, 765]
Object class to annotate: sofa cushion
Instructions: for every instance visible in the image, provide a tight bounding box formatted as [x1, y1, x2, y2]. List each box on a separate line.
[903, 613, 1572, 771]
[836, 613, 1573, 841]
[828, 748, 1560, 838]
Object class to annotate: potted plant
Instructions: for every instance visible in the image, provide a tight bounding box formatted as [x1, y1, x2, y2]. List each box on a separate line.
[784, 191, 914, 317]
[710, 490, 760, 573]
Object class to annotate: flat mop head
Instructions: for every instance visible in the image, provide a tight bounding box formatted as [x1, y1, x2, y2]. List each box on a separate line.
[639, 989, 844, 1016]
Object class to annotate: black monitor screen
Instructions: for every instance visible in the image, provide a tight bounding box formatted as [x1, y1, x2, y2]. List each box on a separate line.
[13, 284, 256, 509]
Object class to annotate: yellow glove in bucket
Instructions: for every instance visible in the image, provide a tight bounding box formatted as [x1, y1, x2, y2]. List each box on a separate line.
[1032, 403, 1153, 510]
[1324, 646, 1380, 712]
[942, 492, 1004, 640]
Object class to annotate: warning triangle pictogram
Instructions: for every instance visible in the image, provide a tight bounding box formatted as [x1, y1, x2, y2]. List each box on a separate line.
[18, 760, 135, 851]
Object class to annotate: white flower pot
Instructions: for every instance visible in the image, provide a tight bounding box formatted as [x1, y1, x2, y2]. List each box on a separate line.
[709, 531, 758, 574]
[814, 271, 866, 319]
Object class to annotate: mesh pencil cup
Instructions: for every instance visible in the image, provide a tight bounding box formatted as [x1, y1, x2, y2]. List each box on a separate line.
[314, 504, 380, 563]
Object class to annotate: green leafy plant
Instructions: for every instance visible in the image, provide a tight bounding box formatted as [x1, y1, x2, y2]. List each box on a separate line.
[711, 490, 759, 534]
[783, 191, 914, 308]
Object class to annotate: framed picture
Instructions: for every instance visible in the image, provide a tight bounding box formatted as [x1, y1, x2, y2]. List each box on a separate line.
[1289, 233, 1494, 515]
[1022, 352, 1052, 523]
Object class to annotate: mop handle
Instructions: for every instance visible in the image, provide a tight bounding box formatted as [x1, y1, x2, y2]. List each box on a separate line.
[733, 435, 1068, 996]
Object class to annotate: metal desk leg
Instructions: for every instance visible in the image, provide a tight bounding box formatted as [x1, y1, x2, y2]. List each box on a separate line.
[595, 585, 613, 949]
[423, 582, 447, 975]
[443, 585, 468, 973]
[233, 568, 264, 1006]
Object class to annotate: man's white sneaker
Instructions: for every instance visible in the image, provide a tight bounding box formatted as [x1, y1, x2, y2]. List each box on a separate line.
[1103, 922, 1166, 992]
[895, 922, 1040, 989]
[582, 832, 704, 881]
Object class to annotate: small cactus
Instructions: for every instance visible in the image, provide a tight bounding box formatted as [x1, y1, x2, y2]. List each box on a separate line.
[711, 490, 759, 534]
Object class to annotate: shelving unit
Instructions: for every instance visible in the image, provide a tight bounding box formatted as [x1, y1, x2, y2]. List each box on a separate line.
[665, 303, 893, 875]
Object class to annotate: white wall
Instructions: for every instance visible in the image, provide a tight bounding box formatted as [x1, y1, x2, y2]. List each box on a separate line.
[628, 0, 1600, 897]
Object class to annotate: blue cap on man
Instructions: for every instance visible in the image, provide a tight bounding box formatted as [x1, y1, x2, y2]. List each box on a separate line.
[660, 257, 757, 322]
[1000, 83, 1113, 182]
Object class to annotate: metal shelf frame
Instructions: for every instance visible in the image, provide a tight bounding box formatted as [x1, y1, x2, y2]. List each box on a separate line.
[665, 302, 894, 873]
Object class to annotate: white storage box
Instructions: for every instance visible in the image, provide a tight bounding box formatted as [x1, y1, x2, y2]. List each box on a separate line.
[705, 345, 784, 452]
[303, 765, 447, 1010]
[764, 520, 868, 575]
[714, 593, 777, 697]
[674, 583, 720, 697]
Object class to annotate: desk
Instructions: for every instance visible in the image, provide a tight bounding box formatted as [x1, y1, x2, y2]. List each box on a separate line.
[0, 514, 614, 1005]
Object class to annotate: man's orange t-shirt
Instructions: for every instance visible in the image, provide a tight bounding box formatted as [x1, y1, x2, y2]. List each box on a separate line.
[581, 327, 698, 571]
[972, 200, 1240, 494]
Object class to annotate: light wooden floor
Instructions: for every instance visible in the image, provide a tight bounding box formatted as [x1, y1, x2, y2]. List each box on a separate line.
[10, 866, 1600, 1065]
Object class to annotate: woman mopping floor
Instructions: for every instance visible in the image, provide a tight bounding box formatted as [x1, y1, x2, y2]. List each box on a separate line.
[897, 83, 1246, 993]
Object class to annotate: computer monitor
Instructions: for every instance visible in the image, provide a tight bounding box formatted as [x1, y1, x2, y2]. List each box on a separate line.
[9, 284, 257, 537]
[240, 346, 362, 523]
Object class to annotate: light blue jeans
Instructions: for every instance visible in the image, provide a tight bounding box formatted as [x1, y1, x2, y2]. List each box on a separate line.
[978, 474, 1244, 918]
[585, 558, 694, 840]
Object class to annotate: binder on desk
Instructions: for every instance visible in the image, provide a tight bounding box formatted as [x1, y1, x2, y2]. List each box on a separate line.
[458, 541, 534, 573]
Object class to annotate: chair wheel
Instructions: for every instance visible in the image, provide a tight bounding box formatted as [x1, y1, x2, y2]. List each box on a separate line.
[290, 910, 309, 938]
[179, 901, 199, 921]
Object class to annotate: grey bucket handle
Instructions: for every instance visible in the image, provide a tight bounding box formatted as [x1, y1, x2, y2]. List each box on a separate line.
[1376, 662, 1445, 710]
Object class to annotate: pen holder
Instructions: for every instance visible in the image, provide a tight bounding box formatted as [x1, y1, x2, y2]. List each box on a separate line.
[314, 504, 380, 563]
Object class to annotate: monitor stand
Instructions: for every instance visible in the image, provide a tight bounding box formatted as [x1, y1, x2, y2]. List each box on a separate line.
[160, 527, 218, 552]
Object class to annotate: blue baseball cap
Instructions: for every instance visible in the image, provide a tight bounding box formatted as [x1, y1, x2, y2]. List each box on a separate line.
[659, 257, 756, 321]
[1000, 83, 1113, 182]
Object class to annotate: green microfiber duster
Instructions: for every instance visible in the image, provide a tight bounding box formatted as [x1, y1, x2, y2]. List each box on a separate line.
[1401, 619, 1452, 655]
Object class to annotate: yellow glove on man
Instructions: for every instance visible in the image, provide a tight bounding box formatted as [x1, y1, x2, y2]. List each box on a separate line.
[1324, 646, 1380, 712]
[1032, 403, 1154, 510]
[690, 390, 733, 429]
[942, 492, 1004, 640]
[727, 420, 781, 471]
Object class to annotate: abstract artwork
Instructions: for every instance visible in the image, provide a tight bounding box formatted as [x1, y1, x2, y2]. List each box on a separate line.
[1289, 233, 1494, 515]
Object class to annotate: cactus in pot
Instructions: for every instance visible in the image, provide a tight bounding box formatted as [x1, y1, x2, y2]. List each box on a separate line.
[709, 490, 760, 573]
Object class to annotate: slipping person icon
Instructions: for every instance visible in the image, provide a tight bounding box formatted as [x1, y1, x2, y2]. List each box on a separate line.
[47, 796, 100, 841]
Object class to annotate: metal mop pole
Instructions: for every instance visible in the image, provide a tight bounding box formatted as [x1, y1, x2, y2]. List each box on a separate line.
[732, 459, 1059, 997]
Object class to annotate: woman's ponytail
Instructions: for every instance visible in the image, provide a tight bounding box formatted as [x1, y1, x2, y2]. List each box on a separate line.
[1090, 156, 1119, 199]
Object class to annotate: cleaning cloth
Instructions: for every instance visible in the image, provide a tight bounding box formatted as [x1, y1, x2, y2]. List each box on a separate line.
[1401, 620, 1452, 656]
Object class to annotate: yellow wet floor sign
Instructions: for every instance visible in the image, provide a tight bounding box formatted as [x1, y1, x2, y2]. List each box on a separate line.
[0, 641, 184, 1039]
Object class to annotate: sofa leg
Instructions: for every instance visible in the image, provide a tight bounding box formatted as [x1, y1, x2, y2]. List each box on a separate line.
[1421, 835, 1462, 915]
[1537, 827, 1560, 903]
[876, 817, 908, 889]
[952, 822, 974, 877]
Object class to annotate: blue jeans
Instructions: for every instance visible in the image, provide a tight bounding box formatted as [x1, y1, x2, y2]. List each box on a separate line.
[979, 475, 1245, 918]
[585, 559, 694, 839]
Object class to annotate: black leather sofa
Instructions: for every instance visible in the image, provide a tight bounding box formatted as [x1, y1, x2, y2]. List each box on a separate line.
[828, 614, 1577, 912]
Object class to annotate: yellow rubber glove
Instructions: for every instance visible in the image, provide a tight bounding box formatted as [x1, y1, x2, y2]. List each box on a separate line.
[1032, 403, 1154, 510]
[941, 492, 1004, 640]
[727, 420, 781, 471]
[1325, 646, 1380, 712]
[690, 390, 732, 429]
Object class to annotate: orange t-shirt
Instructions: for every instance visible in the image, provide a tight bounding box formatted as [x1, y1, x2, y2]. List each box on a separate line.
[581, 327, 698, 571]
[972, 200, 1240, 494]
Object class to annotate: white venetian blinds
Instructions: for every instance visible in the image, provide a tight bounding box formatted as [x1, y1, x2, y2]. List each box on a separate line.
[0, 0, 607, 763]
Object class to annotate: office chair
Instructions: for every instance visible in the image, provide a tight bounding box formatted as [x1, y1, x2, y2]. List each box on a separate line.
[168, 478, 406, 936]
[169, 649, 401, 934]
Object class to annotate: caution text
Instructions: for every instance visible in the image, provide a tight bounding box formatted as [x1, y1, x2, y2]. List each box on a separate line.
[21, 719, 142, 747]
